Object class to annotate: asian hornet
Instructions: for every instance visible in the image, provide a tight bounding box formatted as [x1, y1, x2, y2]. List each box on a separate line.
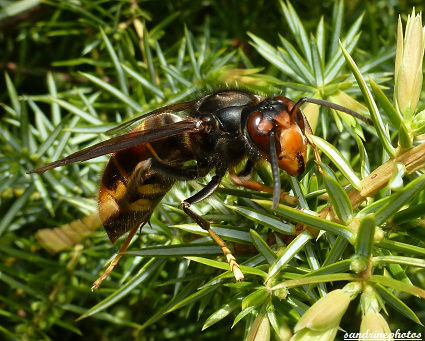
[29, 89, 370, 287]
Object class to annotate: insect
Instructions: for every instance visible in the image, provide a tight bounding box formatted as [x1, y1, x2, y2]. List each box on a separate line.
[29, 89, 371, 288]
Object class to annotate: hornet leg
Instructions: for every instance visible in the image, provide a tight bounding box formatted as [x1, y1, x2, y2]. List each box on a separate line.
[229, 164, 297, 205]
[237, 159, 255, 178]
[182, 175, 244, 281]
[91, 222, 142, 290]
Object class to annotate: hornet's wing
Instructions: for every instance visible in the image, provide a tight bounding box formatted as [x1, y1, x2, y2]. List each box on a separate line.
[105, 100, 196, 136]
[28, 119, 203, 174]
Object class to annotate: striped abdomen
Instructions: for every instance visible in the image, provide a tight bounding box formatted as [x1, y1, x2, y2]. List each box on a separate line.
[98, 114, 192, 243]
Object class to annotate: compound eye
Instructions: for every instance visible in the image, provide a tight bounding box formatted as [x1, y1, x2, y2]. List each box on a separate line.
[247, 111, 274, 151]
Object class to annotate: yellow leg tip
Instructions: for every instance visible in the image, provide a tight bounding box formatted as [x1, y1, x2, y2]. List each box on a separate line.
[234, 267, 245, 282]
[225, 254, 244, 281]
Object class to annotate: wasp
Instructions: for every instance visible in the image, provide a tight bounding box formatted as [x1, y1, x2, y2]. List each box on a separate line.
[29, 89, 371, 288]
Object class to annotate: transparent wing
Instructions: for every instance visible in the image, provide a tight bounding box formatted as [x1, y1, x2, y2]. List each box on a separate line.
[28, 119, 202, 174]
[105, 100, 196, 136]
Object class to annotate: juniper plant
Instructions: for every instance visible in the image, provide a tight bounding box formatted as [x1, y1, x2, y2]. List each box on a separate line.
[0, 1, 424, 340]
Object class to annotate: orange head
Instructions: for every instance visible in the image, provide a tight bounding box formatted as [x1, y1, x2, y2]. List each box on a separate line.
[245, 96, 307, 176]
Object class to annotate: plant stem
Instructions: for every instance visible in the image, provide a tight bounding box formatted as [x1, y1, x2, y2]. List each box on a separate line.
[349, 143, 425, 208]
